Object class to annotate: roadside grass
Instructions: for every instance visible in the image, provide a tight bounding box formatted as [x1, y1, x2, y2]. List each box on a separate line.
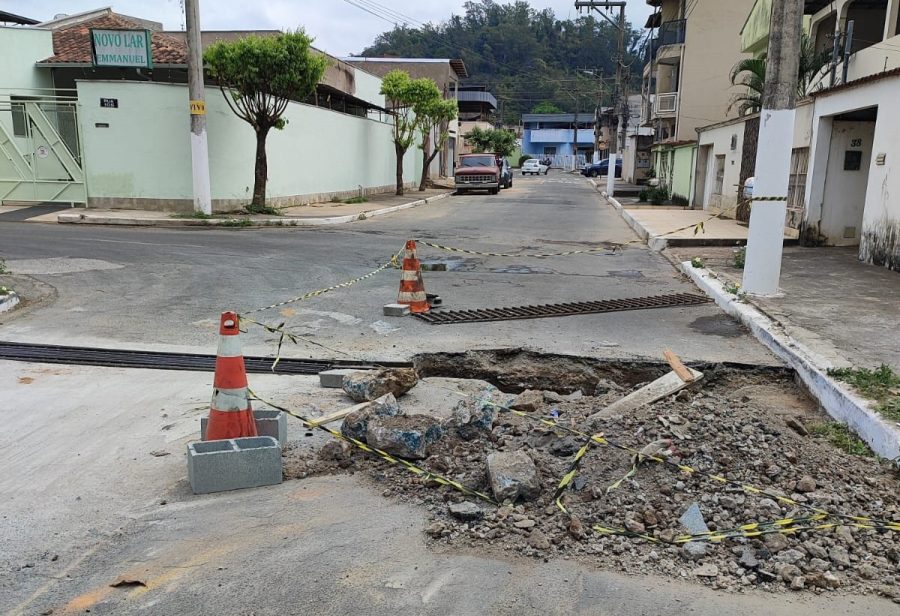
[0, 258, 8, 274]
[344, 196, 369, 204]
[244, 204, 280, 216]
[808, 422, 874, 457]
[828, 364, 900, 421]
[732, 246, 746, 269]
[690, 257, 704, 268]
[219, 218, 253, 228]
[171, 211, 213, 219]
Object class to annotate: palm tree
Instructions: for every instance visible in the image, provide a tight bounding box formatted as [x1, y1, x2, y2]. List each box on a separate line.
[728, 34, 829, 116]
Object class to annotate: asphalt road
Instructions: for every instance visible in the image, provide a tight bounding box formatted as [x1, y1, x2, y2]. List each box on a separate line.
[3, 361, 891, 616]
[0, 173, 775, 365]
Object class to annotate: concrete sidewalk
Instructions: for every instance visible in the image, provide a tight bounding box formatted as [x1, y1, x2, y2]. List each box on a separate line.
[603, 193, 798, 250]
[669, 245, 900, 460]
[1, 189, 452, 227]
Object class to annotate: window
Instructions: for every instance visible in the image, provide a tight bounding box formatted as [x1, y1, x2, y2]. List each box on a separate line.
[543, 147, 556, 155]
[713, 155, 726, 195]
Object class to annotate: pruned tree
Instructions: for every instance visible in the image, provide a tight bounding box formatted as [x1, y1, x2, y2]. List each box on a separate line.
[415, 97, 458, 191]
[205, 31, 327, 211]
[463, 126, 517, 158]
[381, 70, 442, 196]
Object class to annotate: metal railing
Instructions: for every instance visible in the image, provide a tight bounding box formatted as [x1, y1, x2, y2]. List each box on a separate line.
[658, 19, 686, 48]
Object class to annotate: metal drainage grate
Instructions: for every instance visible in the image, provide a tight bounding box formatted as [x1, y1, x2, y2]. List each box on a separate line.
[414, 293, 712, 325]
[0, 341, 410, 374]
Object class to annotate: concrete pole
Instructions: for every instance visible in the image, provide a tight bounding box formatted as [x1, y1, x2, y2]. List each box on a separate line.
[742, 0, 804, 296]
[185, 0, 212, 215]
[607, 6, 625, 197]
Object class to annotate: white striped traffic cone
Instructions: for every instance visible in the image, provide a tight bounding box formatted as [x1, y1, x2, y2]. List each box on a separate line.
[397, 240, 429, 313]
[206, 311, 258, 440]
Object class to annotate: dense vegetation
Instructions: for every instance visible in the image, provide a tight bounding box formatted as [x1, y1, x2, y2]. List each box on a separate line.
[358, 0, 643, 124]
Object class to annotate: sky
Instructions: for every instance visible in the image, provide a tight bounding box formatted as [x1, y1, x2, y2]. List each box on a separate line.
[4, 0, 655, 57]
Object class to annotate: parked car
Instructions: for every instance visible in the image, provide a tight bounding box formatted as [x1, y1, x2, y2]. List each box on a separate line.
[498, 157, 513, 189]
[522, 159, 549, 175]
[581, 158, 623, 178]
[455, 153, 501, 194]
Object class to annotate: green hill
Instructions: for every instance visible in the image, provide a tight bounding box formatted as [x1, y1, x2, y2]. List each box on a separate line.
[358, 0, 643, 124]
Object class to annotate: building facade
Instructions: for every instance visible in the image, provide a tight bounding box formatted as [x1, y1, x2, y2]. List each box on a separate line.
[457, 86, 497, 154]
[641, 0, 756, 199]
[521, 113, 606, 168]
[0, 9, 421, 211]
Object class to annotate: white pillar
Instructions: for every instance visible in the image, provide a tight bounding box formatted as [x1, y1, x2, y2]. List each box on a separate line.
[606, 152, 617, 196]
[742, 109, 795, 295]
[185, 0, 212, 215]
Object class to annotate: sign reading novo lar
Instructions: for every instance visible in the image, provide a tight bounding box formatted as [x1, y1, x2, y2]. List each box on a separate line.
[90, 29, 153, 68]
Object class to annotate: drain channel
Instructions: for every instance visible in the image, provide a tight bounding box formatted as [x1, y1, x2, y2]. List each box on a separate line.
[0, 341, 410, 373]
[414, 293, 712, 325]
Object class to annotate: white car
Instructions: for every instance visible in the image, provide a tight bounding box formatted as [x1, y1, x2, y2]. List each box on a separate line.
[521, 159, 549, 175]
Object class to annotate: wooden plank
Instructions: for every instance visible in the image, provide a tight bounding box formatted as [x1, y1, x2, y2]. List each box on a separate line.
[663, 349, 695, 383]
[306, 402, 369, 428]
[587, 368, 704, 423]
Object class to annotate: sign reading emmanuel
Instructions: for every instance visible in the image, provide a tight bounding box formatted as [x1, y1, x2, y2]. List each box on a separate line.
[91, 29, 152, 68]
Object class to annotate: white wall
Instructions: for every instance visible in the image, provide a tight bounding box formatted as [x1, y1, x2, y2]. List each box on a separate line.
[697, 122, 744, 213]
[807, 77, 900, 270]
[76, 80, 421, 211]
[0, 27, 55, 147]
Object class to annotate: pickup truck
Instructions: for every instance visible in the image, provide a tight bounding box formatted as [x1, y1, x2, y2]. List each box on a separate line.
[455, 153, 501, 195]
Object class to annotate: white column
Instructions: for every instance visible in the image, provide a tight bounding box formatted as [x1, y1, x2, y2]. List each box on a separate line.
[742, 109, 795, 295]
[185, 0, 211, 215]
[607, 152, 617, 196]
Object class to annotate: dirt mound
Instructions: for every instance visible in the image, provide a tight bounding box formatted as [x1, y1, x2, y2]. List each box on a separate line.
[283, 367, 900, 599]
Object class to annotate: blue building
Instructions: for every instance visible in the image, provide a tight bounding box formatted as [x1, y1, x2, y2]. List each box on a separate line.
[521, 113, 600, 159]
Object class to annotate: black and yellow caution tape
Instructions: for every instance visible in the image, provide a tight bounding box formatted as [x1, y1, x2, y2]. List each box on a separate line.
[240, 249, 403, 316]
[417, 240, 618, 258]
[247, 388, 498, 505]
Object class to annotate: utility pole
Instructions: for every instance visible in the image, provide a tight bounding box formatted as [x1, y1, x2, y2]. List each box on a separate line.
[742, 0, 804, 296]
[185, 0, 212, 215]
[573, 98, 579, 171]
[575, 1, 626, 196]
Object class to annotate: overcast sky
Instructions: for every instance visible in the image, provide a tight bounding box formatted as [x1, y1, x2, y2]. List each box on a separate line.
[5, 0, 654, 57]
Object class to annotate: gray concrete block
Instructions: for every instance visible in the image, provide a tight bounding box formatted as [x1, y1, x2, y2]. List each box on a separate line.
[319, 368, 366, 388]
[383, 303, 411, 317]
[187, 436, 282, 495]
[200, 410, 287, 446]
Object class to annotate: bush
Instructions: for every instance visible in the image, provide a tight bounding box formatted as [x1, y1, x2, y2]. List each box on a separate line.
[518, 155, 533, 168]
[639, 186, 668, 205]
[732, 247, 746, 269]
[671, 193, 689, 207]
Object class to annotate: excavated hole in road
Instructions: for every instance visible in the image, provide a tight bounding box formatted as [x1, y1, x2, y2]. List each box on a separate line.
[283, 349, 900, 599]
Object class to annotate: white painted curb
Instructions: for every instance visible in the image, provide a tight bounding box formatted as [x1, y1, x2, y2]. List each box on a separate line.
[57, 192, 453, 227]
[680, 261, 900, 460]
[0, 291, 20, 313]
[590, 179, 667, 251]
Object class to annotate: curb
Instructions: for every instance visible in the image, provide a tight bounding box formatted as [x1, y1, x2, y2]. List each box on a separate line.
[0, 291, 20, 314]
[679, 260, 900, 460]
[57, 192, 453, 227]
[590, 181, 666, 250]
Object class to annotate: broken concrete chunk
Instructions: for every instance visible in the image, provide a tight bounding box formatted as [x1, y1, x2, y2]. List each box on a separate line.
[448, 501, 483, 521]
[527, 529, 551, 550]
[785, 417, 809, 436]
[693, 564, 719, 577]
[450, 388, 501, 440]
[678, 502, 709, 535]
[366, 414, 442, 460]
[342, 368, 418, 402]
[340, 393, 402, 441]
[510, 389, 544, 413]
[319, 368, 364, 389]
[486, 450, 541, 502]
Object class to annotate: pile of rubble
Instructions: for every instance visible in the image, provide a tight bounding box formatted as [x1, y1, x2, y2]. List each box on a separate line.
[283, 366, 900, 599]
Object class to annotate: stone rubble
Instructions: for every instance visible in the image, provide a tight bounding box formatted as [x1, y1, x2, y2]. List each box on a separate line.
[283, 368, 900, 599]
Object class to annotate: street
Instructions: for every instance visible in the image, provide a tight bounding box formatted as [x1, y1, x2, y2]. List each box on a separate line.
[0, 174, 773, 364]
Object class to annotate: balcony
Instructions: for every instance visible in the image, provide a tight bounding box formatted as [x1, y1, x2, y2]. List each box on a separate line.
[654, 92, 678, 116]
[646, 19, 686, 64]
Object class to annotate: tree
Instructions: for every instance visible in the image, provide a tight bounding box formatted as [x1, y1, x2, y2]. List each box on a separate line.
[531, 101, 564, 114]
[415, 97, 458, 191]
[463, 126, 517, 158]
[381, 70, 442, 196]
[205, 31, 327, 211]
[729, 34, 829, 116]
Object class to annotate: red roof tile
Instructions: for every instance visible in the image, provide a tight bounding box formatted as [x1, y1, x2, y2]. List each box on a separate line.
[40, 13, 188, 65]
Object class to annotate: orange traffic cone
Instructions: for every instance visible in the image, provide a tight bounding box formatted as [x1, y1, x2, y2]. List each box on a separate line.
[397, 240, 429, 314]
[206, 311, 258, 440]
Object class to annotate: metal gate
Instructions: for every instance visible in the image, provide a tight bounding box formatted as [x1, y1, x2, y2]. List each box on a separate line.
[0, 92, 85, 205]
